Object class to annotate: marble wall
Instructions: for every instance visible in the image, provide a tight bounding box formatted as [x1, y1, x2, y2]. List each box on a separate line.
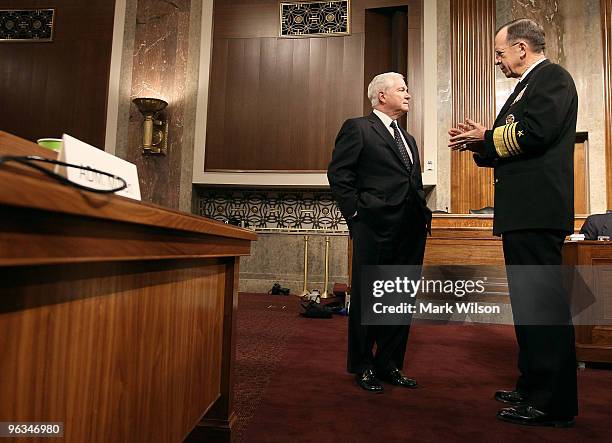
[239, 233, 350, 294]
[114, 0, 201, 211]
[558, 0, 606, 213]
[430, 0, 453, 213]
[193, 187, 350, 293]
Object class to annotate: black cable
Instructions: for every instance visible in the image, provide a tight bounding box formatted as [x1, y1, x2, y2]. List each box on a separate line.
[0, 155, 128, 194]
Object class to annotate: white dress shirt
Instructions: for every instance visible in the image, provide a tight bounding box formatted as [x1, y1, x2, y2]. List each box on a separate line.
[519, 57, 547, 83]
[373, 109, 414, 163]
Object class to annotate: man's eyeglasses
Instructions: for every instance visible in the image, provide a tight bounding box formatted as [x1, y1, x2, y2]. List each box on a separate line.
[0, 155, 128, 194]
[495, 42, 521, 58]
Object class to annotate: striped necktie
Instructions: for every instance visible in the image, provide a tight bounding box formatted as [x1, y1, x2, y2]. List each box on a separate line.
[390, 121, 412, 173]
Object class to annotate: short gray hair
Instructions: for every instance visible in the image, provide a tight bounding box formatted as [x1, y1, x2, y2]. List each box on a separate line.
[367, 72, 405, 107]
[498, 18, 546, 53]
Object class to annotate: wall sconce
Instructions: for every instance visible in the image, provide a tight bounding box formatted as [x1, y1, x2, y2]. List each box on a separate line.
[132, 97, 169, 155]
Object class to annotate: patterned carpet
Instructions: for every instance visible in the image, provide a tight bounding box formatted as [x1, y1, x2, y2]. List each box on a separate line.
[233, 293, 302, 441]
[234, 293, 612, 442]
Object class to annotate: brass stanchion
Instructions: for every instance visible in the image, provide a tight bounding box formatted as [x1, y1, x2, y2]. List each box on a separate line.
[320, 235, 332, 298]
[299, 235, 310, 297]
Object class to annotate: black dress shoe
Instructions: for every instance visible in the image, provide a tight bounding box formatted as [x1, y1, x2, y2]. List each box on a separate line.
[494, 389, 528, 406]
[377, 368, 417, 388]
[497, 405, 575, 428]
[355, 369, 383, 392]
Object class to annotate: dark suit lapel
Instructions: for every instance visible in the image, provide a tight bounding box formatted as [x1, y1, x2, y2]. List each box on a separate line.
[367, 113, 407, 168]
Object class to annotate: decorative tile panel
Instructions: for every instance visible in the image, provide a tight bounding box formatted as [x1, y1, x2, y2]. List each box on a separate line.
[280, 1, 349, 37]
[0, 9, 54, 42]
[195, 188, 347, 230]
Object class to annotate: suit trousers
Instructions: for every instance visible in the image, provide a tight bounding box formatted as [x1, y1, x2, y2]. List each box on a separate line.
[347, 203, 426, 374]
[502, 229, 578, 417]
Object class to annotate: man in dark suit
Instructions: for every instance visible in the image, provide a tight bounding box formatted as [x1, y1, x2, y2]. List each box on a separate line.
[580, 213, 612, 240]
[449, 19, 578, 427]
[328, 72, 431, 392]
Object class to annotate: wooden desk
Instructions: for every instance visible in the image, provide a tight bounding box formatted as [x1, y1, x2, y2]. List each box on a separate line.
[0, 131, 257, 442]
[563, 241, 612, 363]
[425, 214, 588, 265]
[425, 215, 503, 265]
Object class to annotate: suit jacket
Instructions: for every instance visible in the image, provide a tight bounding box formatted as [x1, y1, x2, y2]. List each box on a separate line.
[474, 60, 578, 235]
[580, 213, 612, 240]
[327, 112, 432, 234]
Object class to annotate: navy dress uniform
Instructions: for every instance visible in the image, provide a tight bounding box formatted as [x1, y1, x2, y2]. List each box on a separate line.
[473, 59, 579, 418]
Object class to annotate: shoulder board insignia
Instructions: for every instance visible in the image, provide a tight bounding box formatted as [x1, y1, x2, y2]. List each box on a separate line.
[505, 114, 515, 124]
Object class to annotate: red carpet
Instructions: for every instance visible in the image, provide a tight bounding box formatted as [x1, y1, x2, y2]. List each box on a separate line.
[233, 293, 302, 439]
[235, 294, 612, 442]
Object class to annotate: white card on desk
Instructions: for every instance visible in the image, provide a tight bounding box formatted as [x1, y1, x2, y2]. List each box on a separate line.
[55, 134, 141, 201]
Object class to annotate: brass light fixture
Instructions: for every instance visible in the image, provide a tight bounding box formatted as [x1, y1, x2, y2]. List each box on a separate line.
[132, 97, 168, 155]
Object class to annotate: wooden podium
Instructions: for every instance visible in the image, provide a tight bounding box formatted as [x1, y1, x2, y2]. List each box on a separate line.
[0, 132, 256, 442]
[563, 241, 612, 363]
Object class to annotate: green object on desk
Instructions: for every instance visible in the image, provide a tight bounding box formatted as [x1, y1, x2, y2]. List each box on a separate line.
[37, 138, 62, 152]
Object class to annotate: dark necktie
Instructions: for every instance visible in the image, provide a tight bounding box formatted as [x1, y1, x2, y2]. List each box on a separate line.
[390, 121, 412, 173]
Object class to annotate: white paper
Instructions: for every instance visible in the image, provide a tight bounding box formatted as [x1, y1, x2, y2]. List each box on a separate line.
[55, 134, 141, 200]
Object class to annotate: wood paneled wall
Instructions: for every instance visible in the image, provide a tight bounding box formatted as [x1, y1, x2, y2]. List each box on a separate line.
[206, 34, 363, 171]
[363, 10, 394, 105]
[206, 0, 363, 172]
[602, 0, 612, 210]
[363, 7, 409, 132]
[0, 0, 115, 148]
[574, 135, 589, 215]
[205, 0, 423, 172]
[450, 0, 496, 213]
